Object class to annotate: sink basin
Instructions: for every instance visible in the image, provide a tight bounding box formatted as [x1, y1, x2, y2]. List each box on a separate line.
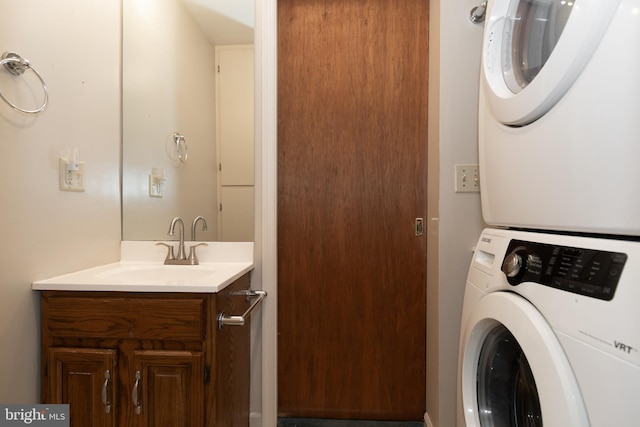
[33, 261, 253, 293]
[32, 241, 254, 293]
[97, 265, 217, 284]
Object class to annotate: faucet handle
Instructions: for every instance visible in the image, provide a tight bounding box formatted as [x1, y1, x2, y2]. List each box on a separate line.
[156, 243, 176, 263]
[187, 243, 208, 265]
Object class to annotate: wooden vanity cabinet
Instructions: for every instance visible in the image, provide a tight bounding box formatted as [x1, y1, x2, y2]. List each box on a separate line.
[40, 273, 251, 427]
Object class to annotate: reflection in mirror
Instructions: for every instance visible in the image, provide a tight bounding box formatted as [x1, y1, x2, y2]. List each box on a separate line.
[122, 0, 254, 242]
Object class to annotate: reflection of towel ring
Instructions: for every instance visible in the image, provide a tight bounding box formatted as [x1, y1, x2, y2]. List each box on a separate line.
[173, 132, 188, 163]
[0, 52, 48, 114]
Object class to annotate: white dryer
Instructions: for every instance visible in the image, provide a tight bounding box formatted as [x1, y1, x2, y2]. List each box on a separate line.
[457, 228, 640, 426]
[478, 0, 640, 235]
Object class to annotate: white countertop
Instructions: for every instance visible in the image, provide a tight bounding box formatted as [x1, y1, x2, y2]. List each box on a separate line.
[32, 241, 254, 293]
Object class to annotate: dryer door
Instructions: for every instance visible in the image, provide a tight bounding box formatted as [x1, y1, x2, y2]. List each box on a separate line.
[460, 292, 589, 426]
[482, 0, 620, 125]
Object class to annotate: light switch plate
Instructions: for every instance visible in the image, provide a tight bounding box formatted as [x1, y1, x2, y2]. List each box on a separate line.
[455, 164, 480, 193]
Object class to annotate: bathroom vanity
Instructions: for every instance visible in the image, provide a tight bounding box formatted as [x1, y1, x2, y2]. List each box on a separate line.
[33, 242, 257, 427]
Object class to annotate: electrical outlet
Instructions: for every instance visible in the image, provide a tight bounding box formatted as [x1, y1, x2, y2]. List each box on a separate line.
[59, 158, 85, 192]
[149, 175, 163, 197]
[455, 164, 480, 193]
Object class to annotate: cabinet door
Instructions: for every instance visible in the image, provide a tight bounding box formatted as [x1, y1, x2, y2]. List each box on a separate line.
[47, 348, 116, 427]
[130, 350, 204, 427]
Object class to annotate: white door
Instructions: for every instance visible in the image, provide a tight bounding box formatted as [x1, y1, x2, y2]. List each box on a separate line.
[482, 0, 620, 125]
[459, 291, 589, 426]
[220, 186, 254, 242]
[215, 45, 254, 241]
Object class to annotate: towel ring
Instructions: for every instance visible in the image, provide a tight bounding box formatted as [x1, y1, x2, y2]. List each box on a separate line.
[0, 51, 48, 114]
[469, 0, 488, 23]
[173, 132, 188, 163]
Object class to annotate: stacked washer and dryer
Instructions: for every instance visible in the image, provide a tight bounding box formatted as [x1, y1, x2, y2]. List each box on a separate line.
[457, 0, 640, 426]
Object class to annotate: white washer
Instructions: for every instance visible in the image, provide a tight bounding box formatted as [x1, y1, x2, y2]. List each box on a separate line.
[479, 0, 640, 235]
[457, 228, 640, 426]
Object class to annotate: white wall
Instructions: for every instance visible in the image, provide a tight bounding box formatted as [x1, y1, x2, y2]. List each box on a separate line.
[0, 0, 121, 402]
[122, 0, 218, 241]
[426, 1, 486, 426]
[182, 0, 255, 45]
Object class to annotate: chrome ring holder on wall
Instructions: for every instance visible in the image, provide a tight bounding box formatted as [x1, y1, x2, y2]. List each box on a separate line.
[173, 132, 188, 163]
[469, 1, 488, 23]
[0, 52, 48, 114]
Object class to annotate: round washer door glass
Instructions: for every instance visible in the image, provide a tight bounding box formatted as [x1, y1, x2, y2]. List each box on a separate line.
[459, 292, 589, 426]
[481, 0, 621, 125]
[477, 324, 542, 426]
[502, 0, 573, 94]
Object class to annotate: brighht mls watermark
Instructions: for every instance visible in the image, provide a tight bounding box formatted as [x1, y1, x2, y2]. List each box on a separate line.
[0, 405, 69, 426]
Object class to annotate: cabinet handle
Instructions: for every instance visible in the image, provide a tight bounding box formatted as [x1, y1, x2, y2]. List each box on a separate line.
[132, 370, 142, 415]
[102, 370, 111, 414]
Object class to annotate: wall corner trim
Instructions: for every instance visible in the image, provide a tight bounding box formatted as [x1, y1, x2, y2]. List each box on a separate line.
[424, 412, 435, 427]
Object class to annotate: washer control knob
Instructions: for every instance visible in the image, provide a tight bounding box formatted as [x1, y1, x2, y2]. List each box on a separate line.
[502, 252, 524, 278]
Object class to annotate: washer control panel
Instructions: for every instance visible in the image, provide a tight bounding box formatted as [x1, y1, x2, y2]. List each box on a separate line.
[502, 239, 627, 301]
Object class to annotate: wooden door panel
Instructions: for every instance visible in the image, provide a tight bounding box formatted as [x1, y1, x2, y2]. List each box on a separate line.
[278, 0, 428, 420]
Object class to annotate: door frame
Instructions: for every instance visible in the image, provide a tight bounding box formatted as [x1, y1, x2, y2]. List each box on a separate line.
[254, 0, 279, 425]
[255, 1, 428, 426]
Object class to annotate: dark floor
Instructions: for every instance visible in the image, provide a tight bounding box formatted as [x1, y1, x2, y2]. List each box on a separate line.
[277, 418, 424, 427]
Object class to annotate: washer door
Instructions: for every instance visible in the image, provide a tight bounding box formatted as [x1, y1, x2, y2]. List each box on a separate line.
[460, 292, 589, 426]
[482, 0, 620, 125]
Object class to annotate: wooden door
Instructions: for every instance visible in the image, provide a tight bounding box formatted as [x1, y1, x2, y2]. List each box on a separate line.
[47, 348, 116, 427]
[277, 0, 428, 420]
[130, 350, 203, 427]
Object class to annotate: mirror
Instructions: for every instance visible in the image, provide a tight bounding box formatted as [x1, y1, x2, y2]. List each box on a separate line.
[122, 0, 255, 242]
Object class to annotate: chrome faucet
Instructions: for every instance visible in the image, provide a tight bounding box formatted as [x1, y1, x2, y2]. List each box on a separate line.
[156, 216, 208, 265]
[191, 216, 208, 241]
[168, 217, 187, 260]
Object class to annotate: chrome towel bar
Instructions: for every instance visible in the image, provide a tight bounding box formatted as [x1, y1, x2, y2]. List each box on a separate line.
[217, 290, 267, 329]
